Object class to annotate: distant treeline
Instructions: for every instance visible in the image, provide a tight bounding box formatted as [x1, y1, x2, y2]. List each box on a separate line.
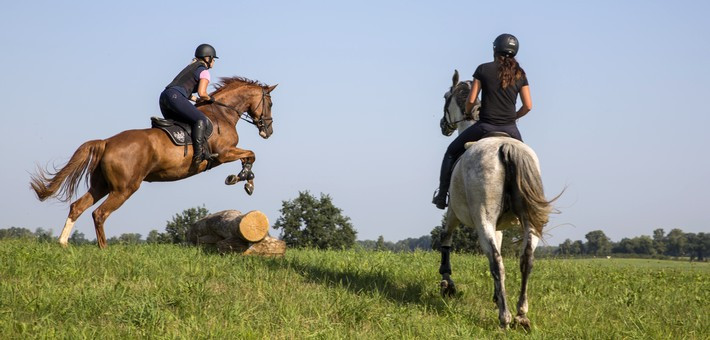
[0, 227, 149, 246]
[553, 228, 709, 261]
[3, 225, 707, 261]
[357, 235, 432, 252]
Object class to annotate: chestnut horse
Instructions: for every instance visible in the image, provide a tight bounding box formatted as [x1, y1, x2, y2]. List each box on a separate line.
[30, 76, 277, 248]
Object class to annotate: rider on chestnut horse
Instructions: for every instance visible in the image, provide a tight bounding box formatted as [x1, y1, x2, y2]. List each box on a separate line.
[159, 43, 220, 165]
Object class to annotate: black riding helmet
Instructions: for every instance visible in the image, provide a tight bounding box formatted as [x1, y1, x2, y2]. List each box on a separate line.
[195, 43, 218, 59]
[493, 34, 519, 57]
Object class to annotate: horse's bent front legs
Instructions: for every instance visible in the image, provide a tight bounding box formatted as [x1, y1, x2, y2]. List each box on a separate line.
[514, 220, 539, 331]
[439, 210, 459, 297]
[218, 147, 256, 195]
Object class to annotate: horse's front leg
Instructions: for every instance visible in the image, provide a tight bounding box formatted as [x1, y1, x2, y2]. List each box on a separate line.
[218, 147, 257, 195]
[440, 209, 459, 297]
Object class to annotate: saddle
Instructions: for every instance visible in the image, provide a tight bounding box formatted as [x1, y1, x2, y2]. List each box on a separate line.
[464, 131, 512, 149]
[150, 117, 214, 146]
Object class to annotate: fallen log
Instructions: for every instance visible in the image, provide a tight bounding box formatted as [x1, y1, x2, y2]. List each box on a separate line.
[187, 209, 286, 256]
[217, 235, 286, 256]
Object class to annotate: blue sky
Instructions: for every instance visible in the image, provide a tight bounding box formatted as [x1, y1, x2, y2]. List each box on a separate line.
[2, 1, 708, 245]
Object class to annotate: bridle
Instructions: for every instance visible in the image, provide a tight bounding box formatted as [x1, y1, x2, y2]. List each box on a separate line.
[443, 81, 475, 124]
[209, 87, 273, 132]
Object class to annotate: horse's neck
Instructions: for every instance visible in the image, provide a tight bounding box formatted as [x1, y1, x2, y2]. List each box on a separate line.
[208, 89, 252, 124]
[214, 92, 249, 113]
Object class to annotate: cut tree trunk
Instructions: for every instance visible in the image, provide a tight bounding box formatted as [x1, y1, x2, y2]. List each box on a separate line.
[187, 210, 285, 256]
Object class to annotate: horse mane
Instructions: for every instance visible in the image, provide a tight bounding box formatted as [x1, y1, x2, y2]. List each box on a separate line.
[211, 76, 268, 96]
[453, 81, 472, 109]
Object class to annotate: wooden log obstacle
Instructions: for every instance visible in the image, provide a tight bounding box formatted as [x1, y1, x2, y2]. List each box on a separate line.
[186, 210, 286, 256]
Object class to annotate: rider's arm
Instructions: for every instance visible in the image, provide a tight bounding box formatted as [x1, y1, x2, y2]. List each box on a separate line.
[197, 78, 211, 100]
[197, 69, 212, 101]
[465, 78, 482, 114]
[516, 85, 532, 119]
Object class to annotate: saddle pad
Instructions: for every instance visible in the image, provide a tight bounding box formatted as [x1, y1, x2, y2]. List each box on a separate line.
[150, 117, 214, 146]
[464, 132, 513, 150]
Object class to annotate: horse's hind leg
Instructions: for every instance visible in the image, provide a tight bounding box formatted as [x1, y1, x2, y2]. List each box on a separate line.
[91, 188, 137, 249]
[58, 175, 109, 247]
[514, 218, 539, 330]
[439, 209, 459, 297]
[478, 223, 512, 328]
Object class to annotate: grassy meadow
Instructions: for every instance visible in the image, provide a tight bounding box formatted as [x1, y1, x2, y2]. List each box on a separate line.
[0, 239, 708, 339]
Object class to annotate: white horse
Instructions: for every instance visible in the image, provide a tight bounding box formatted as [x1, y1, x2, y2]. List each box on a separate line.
[437, 70, 558, 329]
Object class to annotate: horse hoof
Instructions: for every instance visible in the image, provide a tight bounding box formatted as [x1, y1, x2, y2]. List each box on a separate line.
[440, 279, 457, 297]
[514, 315, 531, 331]
[244, 182, 254, 196]
[225, 175, 237, 185]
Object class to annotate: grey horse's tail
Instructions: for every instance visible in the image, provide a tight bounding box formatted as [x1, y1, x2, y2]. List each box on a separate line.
[499, 142, 559, 237]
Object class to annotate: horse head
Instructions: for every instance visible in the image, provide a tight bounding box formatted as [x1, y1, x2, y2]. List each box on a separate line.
[441, 69, 478, 136]
[247, 84, 277, 139]
[209, 77, 278, 139]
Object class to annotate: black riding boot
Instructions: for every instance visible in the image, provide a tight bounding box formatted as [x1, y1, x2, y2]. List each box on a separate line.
[191, 120, 218, 165]
[433, 154, 456, 209]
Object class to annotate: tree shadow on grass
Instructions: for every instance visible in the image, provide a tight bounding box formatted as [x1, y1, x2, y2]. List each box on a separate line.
[258, 255, 451, 313]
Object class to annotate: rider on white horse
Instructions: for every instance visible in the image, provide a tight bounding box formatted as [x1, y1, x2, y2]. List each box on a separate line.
[433, 34, 533, 209]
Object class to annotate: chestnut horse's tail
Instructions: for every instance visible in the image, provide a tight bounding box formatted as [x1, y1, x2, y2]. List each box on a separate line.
[30, 139, 106, 203]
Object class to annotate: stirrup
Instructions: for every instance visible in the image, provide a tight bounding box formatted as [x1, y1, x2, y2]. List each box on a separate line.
[432, 189, 448, 209]
[193, 152, 219, 165]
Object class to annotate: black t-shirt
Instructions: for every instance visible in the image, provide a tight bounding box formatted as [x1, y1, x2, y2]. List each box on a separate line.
[473, 61, 529, 126]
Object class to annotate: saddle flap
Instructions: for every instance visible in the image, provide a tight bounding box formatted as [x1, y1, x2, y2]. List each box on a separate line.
[150, 117, 213, 146]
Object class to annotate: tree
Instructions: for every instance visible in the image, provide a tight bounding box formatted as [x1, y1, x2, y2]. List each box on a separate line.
[666, 228, 688, 257]
[653, 228, 666, 255]
[117, 233, 142, 245]
[69, 230, 90, 245]
[376, 235, 386, 251]
[584, 230, 611, 256]
[570, 240, 584, 255]
[613, 237, 633, 254]
[146, 229, 171, 244]
[430, 222, 482, 254]
[0, 227, 34, 239]
[164, 206, 209, 244]
[395, 235, 432, 251]
[35, 228, 54, 243]
[558, 239, 573, 255]
[273, 191, 357, 249]
[635, 235, 655, 255]
[687, 232, 709, 261]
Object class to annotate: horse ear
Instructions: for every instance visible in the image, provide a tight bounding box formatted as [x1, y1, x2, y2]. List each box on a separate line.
[452, 70, 459, 87]
[266, 84, 278, 93]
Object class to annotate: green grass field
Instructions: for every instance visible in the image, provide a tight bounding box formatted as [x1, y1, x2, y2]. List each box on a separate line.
[1, 239, 708, 339]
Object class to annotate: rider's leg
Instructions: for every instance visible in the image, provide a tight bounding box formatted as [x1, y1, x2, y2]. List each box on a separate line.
[159, 88, 218, 164]
[433, 122, 486, 209]
[191, 119, 218, 165]
[433, 154, 456, 209]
